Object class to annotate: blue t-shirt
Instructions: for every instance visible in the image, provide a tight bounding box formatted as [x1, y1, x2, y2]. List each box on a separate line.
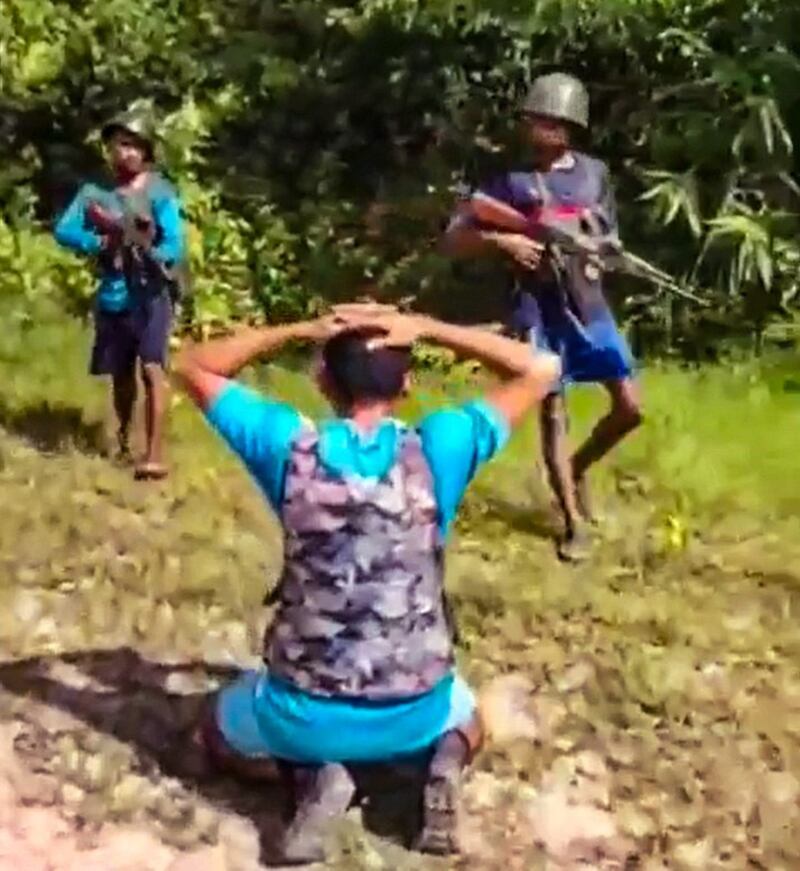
[205, 380, 510, 537]
[54, 173, 184, 313]
[449, 150, 618, 331]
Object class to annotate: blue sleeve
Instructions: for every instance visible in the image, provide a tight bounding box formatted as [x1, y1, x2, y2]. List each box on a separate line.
[476, 174, 515, 204]
[205, 381, 304, 511]
[418, 400, 511, 536]
[446, 174, 513, 233]
[150, 187, 184, 264]
[596, 163, 619, 235]
[54, 186, 103, 256]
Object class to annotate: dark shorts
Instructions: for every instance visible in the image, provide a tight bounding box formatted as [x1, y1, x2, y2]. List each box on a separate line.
[90, 294, 172, 377]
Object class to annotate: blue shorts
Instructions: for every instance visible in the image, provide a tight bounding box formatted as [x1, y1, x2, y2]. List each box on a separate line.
[216, 670, 476, 765]
[527, 310, 634, 393]
[90, 293, 172, 376]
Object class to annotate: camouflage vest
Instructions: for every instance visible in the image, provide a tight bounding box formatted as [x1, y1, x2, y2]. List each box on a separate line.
[105, 173, 189, 304]
[264, 424, 454, 700]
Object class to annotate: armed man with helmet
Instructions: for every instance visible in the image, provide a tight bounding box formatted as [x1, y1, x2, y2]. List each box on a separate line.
[444, 72, 644, 562]
[55, 104, 186, 480]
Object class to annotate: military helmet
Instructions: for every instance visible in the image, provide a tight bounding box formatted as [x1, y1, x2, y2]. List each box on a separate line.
[101, 105, 157, 158]
[521, 73, 590, 129]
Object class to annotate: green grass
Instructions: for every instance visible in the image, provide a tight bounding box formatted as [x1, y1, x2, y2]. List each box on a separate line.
[1, 307, 800, 868]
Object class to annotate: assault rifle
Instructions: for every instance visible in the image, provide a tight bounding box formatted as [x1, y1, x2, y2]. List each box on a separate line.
[86, 199, 183, 303]
[467, 192, 708, 306]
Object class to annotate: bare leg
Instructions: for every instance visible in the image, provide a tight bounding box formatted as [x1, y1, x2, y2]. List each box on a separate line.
[571, 378, 643, 516]
[539, 394, 590, 560]
[136, 361, 168, 478]
[416, 715, 484, 856]
[111, 372, 137, 460]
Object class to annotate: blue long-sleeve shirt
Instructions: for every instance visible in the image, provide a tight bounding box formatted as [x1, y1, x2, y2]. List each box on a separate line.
[54, 173, 184, 312]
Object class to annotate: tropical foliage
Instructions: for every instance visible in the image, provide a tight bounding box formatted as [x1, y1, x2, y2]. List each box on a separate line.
[2, 0, 799, 352]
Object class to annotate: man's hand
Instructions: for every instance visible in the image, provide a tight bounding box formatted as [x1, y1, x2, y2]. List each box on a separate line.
[492, 233, 544, 271]
[331, 308, 425, 349]
[86, 201, 122, 236]
[300, 313, 352, 343]
[331, 302, 399, 318]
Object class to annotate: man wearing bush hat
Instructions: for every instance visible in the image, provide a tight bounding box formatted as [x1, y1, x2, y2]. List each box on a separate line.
[444, 71, 643, 562]
[55, 104, 185, 480]
[101, 108, 157, 161]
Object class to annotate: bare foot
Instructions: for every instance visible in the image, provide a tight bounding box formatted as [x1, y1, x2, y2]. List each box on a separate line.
[134, 461, 169, 481]
[574, 475, 597, 525]
[557, 524, 593, 563]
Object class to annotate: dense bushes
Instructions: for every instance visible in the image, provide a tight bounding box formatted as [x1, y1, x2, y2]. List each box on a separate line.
[1, 0, 799, 353]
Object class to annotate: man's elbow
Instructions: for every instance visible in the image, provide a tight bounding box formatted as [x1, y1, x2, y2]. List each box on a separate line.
[171, 350, 221, 411]
[160, 234, 184, 263]
[541, 352, 562, 384]
[442, 227, 486, 260]
[526, 351, 561, 387]
[439, 231, 466, 258]
[53, 223, 73, 249]
[54, 225, 92, 255]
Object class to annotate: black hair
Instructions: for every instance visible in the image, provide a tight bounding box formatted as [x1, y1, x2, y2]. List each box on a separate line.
[322, 328, 411, 406]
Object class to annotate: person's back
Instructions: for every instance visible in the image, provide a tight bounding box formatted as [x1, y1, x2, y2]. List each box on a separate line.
[272, 419, 451, 699]
[176, 304, 560, 863]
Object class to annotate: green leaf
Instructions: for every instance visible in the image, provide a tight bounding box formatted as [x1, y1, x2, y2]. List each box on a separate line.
[18, 40, 65, 88]
[759, 101, 775, 155]
[755, 245, 773, 290]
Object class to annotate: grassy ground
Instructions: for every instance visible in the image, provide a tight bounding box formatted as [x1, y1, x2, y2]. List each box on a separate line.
[1, 308, 800, 869]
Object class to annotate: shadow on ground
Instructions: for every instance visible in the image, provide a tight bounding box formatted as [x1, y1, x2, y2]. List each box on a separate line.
[0, 399, 106, 455]
[473, 495, 560, 541]
[0, 647, 429, 866]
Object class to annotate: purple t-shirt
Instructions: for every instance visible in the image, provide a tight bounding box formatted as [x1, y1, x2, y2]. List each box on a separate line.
[451, 151, 618, 330]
